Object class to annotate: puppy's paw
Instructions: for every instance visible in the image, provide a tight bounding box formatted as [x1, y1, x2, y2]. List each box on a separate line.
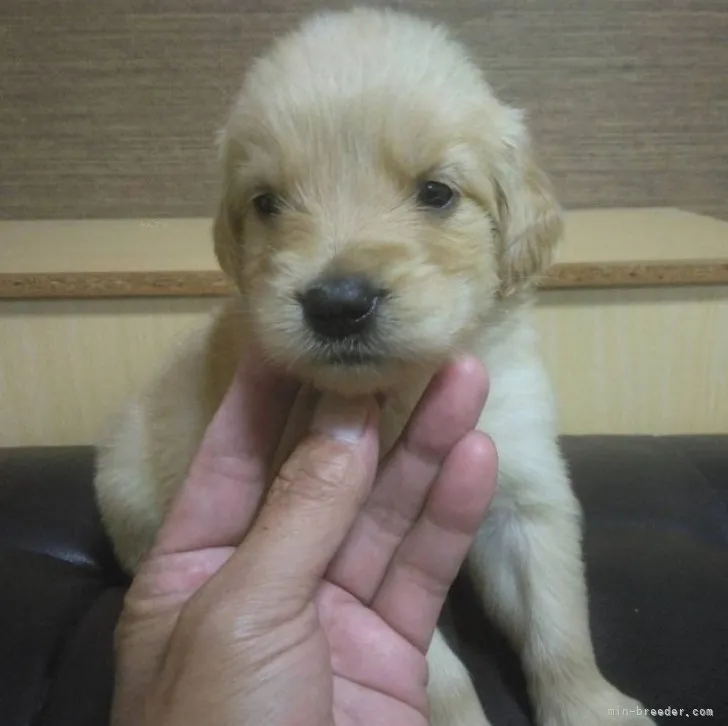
[430, 695, 491, 726]
[427, 630, 491, 726]
[536, 680, 656, 726]
[429, 676, 491, 726]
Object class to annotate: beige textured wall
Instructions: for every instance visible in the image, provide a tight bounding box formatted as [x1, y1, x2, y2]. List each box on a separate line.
[3, 0, 727, 221]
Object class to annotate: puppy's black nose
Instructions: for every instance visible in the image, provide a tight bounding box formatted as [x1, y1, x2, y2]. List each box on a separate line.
[300, 275, 381, 339]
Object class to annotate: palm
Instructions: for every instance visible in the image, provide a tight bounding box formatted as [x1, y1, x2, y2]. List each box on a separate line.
[316, 582, 429, 725]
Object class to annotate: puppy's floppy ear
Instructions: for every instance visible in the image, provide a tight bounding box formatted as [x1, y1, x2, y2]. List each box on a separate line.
[211, 131, 244, 283]
[212, 191, 242, 282]
[492, 114, 563, 297]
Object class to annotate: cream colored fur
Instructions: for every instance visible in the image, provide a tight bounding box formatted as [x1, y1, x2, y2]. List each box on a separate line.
[94, 8, 655, 726]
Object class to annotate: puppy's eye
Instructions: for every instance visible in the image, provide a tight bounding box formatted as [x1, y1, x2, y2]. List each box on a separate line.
[252, 192, 281, 218]
[417, 181, 456, 210]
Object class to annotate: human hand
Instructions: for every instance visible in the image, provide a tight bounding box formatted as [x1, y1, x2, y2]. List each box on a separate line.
[110, 355, 496, 726]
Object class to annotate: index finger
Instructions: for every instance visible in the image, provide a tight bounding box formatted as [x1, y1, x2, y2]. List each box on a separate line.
[205, 392, 380, 615]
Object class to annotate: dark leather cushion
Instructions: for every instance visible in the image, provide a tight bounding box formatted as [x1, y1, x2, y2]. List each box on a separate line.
[0, 447, 127, 726]
[1, 436, 726, 726]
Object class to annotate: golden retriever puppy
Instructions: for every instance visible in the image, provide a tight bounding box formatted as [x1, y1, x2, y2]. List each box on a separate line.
[94, 8, 654, 726]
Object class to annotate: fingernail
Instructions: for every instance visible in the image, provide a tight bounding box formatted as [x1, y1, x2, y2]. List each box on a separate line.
[310, 392, 372, 442]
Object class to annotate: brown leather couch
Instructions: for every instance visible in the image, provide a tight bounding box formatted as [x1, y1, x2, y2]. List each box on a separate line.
[1, 435, 726, 725]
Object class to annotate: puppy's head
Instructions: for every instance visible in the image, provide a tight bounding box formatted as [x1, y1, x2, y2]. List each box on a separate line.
[214, 8, 562, 394]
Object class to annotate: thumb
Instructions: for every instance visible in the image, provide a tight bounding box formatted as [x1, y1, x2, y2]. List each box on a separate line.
[211, 390, 380, 610]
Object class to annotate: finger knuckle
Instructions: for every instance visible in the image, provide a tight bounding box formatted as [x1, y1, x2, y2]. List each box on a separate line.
[270, 439, 355, 505]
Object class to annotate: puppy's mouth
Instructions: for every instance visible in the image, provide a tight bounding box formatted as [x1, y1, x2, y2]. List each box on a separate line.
[313, 339, 387, 368]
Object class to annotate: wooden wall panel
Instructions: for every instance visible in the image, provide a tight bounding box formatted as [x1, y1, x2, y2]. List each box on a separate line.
[1, 0, 727, 221]
[2, 286, 726, 447]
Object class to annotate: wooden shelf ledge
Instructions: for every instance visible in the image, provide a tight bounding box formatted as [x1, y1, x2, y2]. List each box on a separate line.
[1, 209, 726, 299]
[1, 259, 727, 300]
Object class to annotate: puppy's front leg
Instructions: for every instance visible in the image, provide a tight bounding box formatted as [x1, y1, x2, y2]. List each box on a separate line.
[427, 628, 492, 726]
[468, 444, 655, 726]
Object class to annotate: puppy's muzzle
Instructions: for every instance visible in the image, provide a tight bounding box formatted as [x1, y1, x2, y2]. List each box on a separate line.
[299, 274, 382, 341]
